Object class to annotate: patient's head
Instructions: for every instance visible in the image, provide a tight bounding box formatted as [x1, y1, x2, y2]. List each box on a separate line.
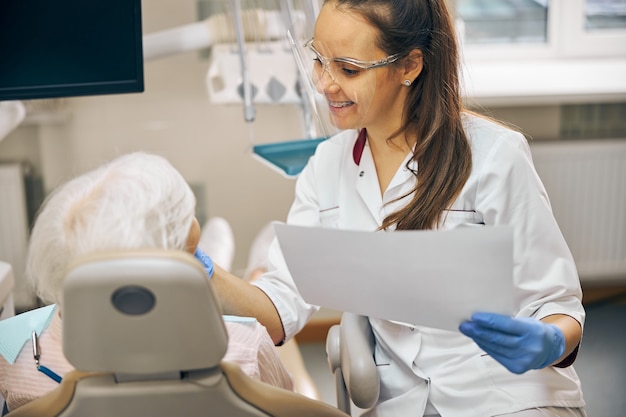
[27, 151, 197, 306]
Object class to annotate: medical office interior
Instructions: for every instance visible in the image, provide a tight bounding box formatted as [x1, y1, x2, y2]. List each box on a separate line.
[0, 0, 625, 415]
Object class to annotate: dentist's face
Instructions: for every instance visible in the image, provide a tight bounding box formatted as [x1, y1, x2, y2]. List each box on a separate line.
[311, 2, 406, 133]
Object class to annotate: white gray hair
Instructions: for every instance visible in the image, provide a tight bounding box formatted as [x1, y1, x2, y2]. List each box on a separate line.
[26, 152, 196, 305]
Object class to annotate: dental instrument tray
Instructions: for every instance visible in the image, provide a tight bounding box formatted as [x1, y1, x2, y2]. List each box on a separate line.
[252, 137, 327, 178]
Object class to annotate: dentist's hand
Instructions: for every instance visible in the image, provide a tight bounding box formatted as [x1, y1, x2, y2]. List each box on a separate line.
[459, 312, 565, 374]
[194, 247, 214, 278]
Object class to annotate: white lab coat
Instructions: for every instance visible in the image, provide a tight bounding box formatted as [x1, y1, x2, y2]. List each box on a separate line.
[254, 113, 585, 416]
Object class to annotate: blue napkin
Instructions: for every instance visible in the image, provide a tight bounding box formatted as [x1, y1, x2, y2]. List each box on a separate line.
[222, 315, 257, 324]
[0, 304, 57, 364]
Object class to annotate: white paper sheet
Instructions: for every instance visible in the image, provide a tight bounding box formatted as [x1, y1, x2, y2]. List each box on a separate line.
[274, 223, 514, 331]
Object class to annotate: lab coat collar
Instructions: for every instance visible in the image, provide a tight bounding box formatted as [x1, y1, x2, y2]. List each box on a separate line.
[352, 128, 418, 179]
[355, 142, 384, 224]
[353, 129, 367, 165]
[353, 130, 417, 225]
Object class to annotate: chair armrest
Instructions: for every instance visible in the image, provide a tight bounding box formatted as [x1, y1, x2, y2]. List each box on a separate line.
[338, 313, 379, 409]
[326, 325, 351, 414]
[326, 325, 341, 373]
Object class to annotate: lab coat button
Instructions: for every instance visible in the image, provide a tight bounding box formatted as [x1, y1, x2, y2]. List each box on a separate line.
[359, 171, 365, 177]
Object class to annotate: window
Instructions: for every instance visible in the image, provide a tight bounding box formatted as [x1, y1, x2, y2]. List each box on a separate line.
[559, 0, 626, 57]
[454, 0, 626, 106]
[455, 0, 626, 59]
[456, 0, 549, 45]
[586, 0, 626, 30]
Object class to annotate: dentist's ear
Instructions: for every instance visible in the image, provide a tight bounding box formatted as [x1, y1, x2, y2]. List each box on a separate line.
[401, 49, 423, 86]
[0, 101, 26, 143]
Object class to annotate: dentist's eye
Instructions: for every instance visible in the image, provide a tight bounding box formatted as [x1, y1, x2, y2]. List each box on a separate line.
[340, 63, 361, 78]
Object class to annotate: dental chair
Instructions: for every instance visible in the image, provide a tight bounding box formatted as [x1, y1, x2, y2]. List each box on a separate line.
[1, 261, 16, 414]
[0, 261, 15, 321]
[7, 249, 348, 417]
[326, 313, 380, 415]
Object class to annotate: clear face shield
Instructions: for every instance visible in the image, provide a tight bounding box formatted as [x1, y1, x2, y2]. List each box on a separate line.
[289, 30, 397, 138]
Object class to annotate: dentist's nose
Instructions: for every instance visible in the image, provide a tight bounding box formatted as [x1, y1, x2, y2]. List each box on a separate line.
[320, 61, 335, 82]
[315, 66, 339, 94]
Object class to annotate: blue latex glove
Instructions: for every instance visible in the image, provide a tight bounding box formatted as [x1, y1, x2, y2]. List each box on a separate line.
[459, 312, 565, 374]
[194, 247, 214, 278]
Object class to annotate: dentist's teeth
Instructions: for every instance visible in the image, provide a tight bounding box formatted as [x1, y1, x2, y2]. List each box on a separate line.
[329, 101, 353, 108]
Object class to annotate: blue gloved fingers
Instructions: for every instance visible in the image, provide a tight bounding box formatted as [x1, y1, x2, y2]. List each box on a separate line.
[459, 321, 525, 355]
[470, 330, 561, 374]
[464, 314, 565, 356]
[470, 338, 531, 374]
[461, 321, 555, 374]
[459, 312, 567, 374]
[468, 329, 546, 366]
[468, 311, 532, 335]
[194, 247, 214, 278]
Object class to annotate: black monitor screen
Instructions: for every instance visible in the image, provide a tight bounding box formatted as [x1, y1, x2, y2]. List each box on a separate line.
[0, 0, 144, 100]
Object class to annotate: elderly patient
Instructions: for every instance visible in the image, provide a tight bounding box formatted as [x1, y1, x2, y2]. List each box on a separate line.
[0, 151, 293, 413]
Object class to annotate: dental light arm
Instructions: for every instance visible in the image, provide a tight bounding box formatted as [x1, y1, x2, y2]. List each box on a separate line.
[142, 10, 289, 62]
[142, 21, 215, 61]
[232, 0, 255, 122]
[141, 8, 290, 123]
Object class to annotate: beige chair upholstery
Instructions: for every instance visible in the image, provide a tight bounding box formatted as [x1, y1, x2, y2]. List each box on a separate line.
[0, 261, 15, 321]
[1, 261, 16, 414]
[7, 250, 348, 417]
[326, 313, 379, 415]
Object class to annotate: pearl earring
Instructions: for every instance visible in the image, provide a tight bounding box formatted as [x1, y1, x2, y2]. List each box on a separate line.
[402, 79, 412, 87]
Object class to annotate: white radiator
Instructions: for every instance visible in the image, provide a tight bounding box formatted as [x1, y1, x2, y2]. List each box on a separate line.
[0, 163, 33, 309]
[530, 139, 626, 284]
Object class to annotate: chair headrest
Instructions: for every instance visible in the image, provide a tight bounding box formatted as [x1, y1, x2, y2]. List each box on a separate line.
[62, 249, 229, 374]
[0, 261, 15, 306]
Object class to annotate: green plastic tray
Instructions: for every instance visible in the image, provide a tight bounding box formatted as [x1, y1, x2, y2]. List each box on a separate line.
[253, 137, 327, 177]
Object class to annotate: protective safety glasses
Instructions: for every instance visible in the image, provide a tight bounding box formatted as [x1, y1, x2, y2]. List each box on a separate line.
[304, 38, 402, 83]
[288, 30, 382, 136]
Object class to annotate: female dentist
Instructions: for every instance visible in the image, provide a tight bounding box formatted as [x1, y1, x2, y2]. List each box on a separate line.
[209, 0, 586, 415]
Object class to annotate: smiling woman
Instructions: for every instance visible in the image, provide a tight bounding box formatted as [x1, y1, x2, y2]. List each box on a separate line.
[298, 2, 419, 135]
[208, 1, 588, 416]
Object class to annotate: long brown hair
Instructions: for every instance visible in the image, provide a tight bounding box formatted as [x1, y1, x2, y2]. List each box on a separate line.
[330, 0, 472, 230]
